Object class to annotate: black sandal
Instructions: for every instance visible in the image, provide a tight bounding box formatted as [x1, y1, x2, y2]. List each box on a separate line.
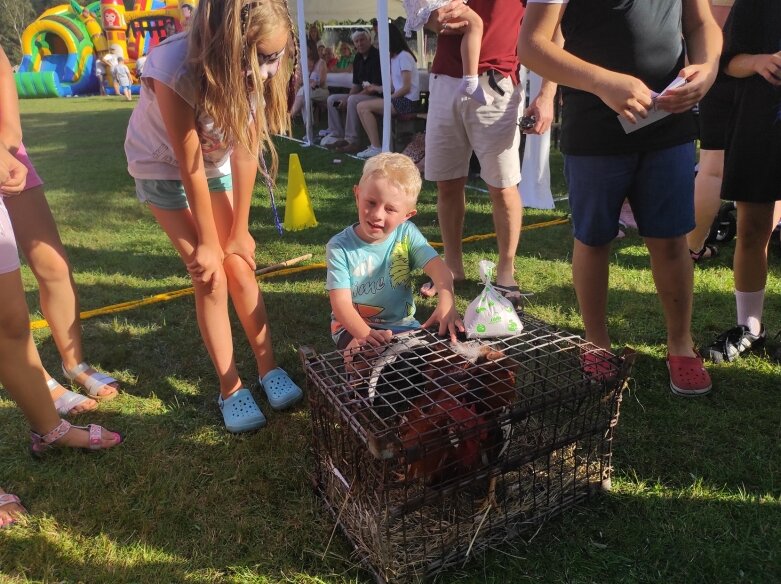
[690, 244, 718, 263]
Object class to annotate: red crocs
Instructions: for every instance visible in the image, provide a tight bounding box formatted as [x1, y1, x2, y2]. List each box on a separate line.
[667, 352, 712, 397]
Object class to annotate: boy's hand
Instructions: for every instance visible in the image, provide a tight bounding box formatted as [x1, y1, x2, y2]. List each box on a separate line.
[655, 63, 718, 113]
[422, 304, 464, 342]
[0, 147, 27, 196]
[223, 229, 257, 271]
[187, 243, 224, 291]
[593, 71, 653, 124]
[355, 328, 393, 348]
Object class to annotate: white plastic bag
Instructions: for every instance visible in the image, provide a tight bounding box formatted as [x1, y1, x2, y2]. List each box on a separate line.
[464, 260, 523, 339]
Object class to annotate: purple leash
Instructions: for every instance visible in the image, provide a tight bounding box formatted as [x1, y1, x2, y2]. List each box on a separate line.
[258, 152, 284, 236]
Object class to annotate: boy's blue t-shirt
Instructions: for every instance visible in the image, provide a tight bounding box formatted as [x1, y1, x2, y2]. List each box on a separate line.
[326, 221, 439, 342]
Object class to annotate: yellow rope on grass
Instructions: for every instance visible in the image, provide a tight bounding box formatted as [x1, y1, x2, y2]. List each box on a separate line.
[427, 216, 570, 248]
[29, 263, 327, 330]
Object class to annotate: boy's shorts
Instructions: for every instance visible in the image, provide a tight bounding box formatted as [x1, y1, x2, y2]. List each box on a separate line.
[0, 199, 21, 275]
[15, 142, 44, 191]
[134, 175, 233, 210]
[564, 142, 695, 246]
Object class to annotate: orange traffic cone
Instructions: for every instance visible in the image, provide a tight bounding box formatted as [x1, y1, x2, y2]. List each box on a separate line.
[283, 153, 317, 231]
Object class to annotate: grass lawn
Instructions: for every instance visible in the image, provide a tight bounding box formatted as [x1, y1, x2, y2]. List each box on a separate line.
[1, 96, 779, 583]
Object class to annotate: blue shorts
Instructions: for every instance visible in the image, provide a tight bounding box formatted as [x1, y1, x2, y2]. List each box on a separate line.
[134, 175, 233, 210]
[564, 142, 696, 246]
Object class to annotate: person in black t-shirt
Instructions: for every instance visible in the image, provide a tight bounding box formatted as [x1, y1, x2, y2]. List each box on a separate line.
[321, 29, 383, 152]
[520, 0, 722, 397]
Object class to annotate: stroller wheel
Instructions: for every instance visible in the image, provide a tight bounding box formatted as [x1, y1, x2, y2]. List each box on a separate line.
[706, 201, 737, 245]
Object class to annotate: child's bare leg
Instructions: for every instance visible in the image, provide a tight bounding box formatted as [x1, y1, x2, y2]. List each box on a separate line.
[456, 9, 492, 106]
[150, 205, 242, 398]
[210, 193, 277, 379]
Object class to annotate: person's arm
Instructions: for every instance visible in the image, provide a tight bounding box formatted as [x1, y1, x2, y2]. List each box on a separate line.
[224, 126, 258, 271]
[329, 288, 392, 347]
[424, 0, 470, 34]
[726, 52, 781, 84]
[522, 26, 563, 135]
[154, 79, 223, 290]
[420, 256, 463, 342]
[317, 59, 328, 88]
[0, 144, 28, 195]
[0, 46, 22, 153]
[519, 2, 653, 124]
[654, 0, 722, 113]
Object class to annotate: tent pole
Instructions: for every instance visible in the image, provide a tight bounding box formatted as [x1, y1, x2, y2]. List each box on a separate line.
[296, 0, 312, 145]
[378, 0, 391, 152]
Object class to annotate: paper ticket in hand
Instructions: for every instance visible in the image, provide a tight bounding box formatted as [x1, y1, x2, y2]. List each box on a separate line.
[618, 76, 687, 134]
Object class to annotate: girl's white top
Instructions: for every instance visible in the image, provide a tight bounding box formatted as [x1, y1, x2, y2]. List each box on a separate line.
[125, 34, 233, 180]
[391, 51, 420, 102]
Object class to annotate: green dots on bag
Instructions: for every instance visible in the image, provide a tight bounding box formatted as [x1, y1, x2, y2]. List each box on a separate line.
[508, 321, 518, 332]
[490, 316, 501, 324]
[476, 324, 486, 333]
[475, 307, 486, 314]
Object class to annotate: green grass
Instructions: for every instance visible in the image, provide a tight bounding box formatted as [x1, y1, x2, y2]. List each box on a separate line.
[1, 96, 780, 583]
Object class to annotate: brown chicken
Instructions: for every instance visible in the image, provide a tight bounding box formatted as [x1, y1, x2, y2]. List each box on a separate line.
[397, 343, 520, 509]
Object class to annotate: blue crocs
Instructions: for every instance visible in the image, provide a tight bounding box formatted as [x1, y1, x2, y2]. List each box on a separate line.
[218, 388, 266, 433]
[258, 368, 304, 410]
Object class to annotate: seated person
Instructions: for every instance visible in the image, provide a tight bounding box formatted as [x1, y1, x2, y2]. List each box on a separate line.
[334, 41, 354, 72]
[352, 24, 421, 158]
[320, 29, 381, 150]
[324, 45, 338, 72]
[290, 42, 329, 119]
[326, 153, 463, 361]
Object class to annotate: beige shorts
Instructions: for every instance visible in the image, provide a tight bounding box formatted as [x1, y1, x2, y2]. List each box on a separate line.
[424, 73, 523, 189]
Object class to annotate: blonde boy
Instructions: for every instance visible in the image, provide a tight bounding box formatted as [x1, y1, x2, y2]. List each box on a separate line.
[326, 153, 463, 351]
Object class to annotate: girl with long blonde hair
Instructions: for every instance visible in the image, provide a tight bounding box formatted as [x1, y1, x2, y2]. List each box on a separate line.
[125, 0, 302, 432]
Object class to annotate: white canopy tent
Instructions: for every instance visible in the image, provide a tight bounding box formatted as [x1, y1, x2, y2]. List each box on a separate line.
[294, 0, 409, 151]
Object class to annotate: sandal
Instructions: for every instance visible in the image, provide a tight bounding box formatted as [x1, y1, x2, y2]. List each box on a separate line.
[47, 377, 97, 416]
[258, 368, 304, 411]
[0, 492, 26, 528]
[30, 419, 122, 458]
[492, 283, 531, 311]
[218, 388, 266, 433]
[667, 352, 712, 397]
[690, 244, 718, 263]
[62, 362, 119, 401]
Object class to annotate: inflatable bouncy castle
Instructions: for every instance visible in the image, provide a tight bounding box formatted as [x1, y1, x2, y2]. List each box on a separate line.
[15, 0, 197, 98]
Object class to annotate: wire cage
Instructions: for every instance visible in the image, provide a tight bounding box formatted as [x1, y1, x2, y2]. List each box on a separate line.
[300, 314, 634, 583]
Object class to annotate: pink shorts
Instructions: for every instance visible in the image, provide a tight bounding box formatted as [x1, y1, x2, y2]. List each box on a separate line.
[15, 142, 44, 191]
[0, 198, 20, 274]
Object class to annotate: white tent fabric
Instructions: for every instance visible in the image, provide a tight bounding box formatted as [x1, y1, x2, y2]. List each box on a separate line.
[296, 0, 395, 151]
[290, 0, 405, 23]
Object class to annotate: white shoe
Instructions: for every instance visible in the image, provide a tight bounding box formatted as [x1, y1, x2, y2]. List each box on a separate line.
[357, 146, 382, 159]
[320, 135, 343, 146]
[318, 129, 332, 137]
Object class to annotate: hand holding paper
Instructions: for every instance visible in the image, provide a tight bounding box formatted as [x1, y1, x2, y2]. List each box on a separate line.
[618, 76, 687, 134]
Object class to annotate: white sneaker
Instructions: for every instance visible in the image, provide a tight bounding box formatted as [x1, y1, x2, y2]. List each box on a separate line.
[318, 129, 332, 137]
[320, 135, 343, 146]
[357, 146, 382, 159]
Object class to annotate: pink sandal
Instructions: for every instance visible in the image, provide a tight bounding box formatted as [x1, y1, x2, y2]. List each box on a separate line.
[0, 493, 26, 528]
[667, 352, 712, 397]
[30, 419, 122, 458]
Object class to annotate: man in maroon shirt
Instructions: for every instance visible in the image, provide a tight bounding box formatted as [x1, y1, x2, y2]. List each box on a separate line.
[420, 0, 557, 307]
